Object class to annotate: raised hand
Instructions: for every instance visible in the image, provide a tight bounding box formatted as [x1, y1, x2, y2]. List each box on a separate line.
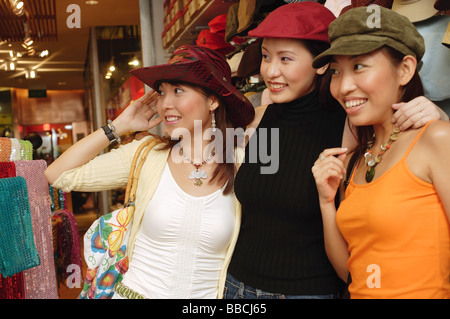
[113, 89, 163, 135]
[391, 96, 448, 130]
[312, 148, 348, 204]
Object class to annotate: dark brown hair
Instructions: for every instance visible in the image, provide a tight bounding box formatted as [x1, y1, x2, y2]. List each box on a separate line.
[302, 39, 342, 111]
[156, 80, 237, 195]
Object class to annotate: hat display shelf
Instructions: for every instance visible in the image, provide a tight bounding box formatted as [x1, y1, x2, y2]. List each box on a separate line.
[163, 0, 233, 51]
[0, 137, 60, 299]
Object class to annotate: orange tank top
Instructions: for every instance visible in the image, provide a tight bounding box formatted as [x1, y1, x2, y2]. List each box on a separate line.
[337, 122, 450, 299]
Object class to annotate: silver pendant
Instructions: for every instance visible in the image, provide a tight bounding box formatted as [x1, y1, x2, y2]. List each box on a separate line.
[189, 168, 208, 186]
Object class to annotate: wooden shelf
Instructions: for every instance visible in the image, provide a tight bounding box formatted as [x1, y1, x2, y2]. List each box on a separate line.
[166, 0, 235, 52]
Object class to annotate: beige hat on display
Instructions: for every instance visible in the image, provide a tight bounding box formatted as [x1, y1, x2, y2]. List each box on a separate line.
[391, 0, 438, 23]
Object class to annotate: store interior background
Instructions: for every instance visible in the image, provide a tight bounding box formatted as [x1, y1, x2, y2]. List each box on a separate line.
[0, 0, 244, 298]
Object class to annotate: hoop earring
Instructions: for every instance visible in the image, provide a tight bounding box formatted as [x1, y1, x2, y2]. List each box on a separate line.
[211, 111, 216, 132]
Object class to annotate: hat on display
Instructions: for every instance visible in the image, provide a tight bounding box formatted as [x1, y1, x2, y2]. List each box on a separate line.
[227, 50, 244, 77]
[392, 0, 438, 22]
[237, 40, 262, 78]
[247, 2, 336, 43]
[208, 14, 228, 36]
[130, 45, 255, 128]
[442, 22, 450, 49]
[237, 0, 282, 34]
[225, 3, 240, 42]
[225, 0, 283, 41]
[324, 0, 352, 17]
[312, 6, 425, 68]
[237, 0, 256, 34]
[434, 0, 450, 11]
[196, 29, 236, 56]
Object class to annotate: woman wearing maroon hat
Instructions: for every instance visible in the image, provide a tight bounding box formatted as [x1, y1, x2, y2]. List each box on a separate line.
[225, 2, 446, 299]
[45, 45, 254, 299]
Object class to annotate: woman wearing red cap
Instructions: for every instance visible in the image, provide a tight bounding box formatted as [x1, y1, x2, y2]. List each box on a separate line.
[312, 6, 450, 299]
[225, 2, 446, 299]
[45, 45, 254, 299]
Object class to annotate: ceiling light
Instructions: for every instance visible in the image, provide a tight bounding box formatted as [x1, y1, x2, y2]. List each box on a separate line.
[26, 69, 36, 79]
[128, 59, 139, 66]
[7, 61, 16, 71]
[85, 1, 99, 5]
[27, 47, 36, 56]
[109, 65, 115, 72]
[39, 50, 49, 57]
[24, 37, 33, 47]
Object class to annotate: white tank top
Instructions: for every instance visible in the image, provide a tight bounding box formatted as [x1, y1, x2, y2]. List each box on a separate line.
[114, 163, 235, 299]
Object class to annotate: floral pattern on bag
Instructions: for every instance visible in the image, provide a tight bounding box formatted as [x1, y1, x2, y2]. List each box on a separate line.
[79, 207, 132, 299]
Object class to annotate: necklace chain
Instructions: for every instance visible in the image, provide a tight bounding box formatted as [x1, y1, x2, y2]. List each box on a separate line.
[179, 146, 216, 186]
[364, 127, 400, 183]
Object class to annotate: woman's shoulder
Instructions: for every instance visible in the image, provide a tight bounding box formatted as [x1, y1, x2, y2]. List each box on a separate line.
[421, 120, 450, 144]
[247, 104, 269, 130]
[117, 134, 169, 160]
[414, 120, 450, 156]
[244, 104, 269, 142]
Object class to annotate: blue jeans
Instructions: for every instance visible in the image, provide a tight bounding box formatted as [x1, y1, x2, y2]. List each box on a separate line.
[224, 273, 335, 299]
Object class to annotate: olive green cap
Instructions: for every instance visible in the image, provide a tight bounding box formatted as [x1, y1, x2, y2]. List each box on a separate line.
[312, 6, 425, 68]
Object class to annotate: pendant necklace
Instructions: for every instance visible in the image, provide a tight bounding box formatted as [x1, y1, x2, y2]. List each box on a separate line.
[364, 127, 400, 183]
[179, 146, 216, 186]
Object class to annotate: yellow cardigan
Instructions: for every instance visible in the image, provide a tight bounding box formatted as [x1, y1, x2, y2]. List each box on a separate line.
[52, 136, 242, 299]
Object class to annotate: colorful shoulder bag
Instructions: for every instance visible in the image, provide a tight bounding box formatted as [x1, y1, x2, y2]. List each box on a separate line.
[79, 138, 161, 299]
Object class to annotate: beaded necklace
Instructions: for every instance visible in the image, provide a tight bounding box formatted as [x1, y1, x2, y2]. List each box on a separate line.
[364, 127, 400, 182]
[179, 146, 216, 186]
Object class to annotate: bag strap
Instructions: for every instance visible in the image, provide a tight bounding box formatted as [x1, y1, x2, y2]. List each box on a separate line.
[124, 138, 161, 206]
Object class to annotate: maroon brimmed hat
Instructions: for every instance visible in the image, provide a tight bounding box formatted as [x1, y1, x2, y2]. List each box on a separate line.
[247, 2, 336, 43]
[130, 45, 254, 128]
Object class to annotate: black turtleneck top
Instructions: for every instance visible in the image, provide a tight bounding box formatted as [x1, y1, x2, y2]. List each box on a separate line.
[229, 89, 347, 295]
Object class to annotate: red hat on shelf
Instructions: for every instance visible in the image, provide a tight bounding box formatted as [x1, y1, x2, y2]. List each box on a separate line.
[196, 29, 236, 56]
[130, 45, 255, 128]
[248, 2, 336, 43]
[208, 14, 228, 36]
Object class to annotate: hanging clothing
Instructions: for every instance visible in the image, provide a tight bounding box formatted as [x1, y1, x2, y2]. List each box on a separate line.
[16, 160, 58, 299]
[0, 176, 40, 278]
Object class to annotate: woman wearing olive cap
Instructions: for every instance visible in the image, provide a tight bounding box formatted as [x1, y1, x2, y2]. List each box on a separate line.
[312, 6, 450, 298]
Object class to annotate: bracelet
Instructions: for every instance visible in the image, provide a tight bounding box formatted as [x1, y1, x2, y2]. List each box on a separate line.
[107, 119, 122, 144]
[102, 124, 119, 148]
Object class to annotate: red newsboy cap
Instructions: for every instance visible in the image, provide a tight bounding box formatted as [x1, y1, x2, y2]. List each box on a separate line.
[248, 2, 336, 43]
